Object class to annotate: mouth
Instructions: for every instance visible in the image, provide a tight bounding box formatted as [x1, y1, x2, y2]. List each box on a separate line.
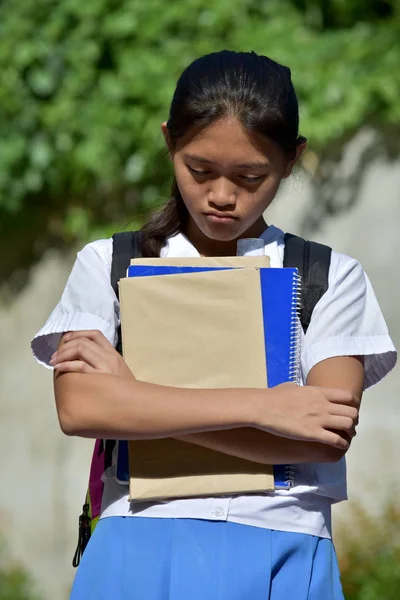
[204, 212, 238, 224]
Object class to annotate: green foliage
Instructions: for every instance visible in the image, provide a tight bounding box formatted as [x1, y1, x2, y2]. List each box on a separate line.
[0, 0, 399, 282]
[291, 0, 396, 29]
[0, 550, 42, 600]
[337, 501, 400, 600]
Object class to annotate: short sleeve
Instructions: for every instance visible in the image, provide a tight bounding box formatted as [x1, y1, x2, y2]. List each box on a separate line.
[301, 253, 397, 390]
[31, 239, 118, 368]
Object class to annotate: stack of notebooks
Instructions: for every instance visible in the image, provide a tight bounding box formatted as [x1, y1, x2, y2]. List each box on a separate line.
[117, 255, 301, 502]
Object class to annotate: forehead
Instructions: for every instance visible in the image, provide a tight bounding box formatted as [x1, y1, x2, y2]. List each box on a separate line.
[176, 118, 281, 167]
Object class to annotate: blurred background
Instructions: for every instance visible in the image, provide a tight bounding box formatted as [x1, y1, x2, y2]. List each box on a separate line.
[0, 1, 399, 598]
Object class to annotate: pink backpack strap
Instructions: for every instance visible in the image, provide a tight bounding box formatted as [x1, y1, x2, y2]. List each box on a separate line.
[72, 439, 106, 567]
[88, 438, 106, 522]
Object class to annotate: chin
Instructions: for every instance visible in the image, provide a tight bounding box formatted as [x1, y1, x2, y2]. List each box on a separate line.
[201, 221, 243, 242]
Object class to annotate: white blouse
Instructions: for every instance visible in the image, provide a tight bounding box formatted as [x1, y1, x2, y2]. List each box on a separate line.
[31, 225, 396, 539]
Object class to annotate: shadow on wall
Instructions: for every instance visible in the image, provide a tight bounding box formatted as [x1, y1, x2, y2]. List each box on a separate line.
[301, 127, 400, 236]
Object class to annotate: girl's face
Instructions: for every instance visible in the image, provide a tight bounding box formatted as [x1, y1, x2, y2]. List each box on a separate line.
[163, 117, 303, 252]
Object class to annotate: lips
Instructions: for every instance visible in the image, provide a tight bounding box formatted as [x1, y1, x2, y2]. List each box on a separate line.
[204, 212, 238, 223]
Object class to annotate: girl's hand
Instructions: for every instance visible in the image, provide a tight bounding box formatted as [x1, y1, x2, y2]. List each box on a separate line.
[50, 330, 134, 378]
[256, 382, 360, 450]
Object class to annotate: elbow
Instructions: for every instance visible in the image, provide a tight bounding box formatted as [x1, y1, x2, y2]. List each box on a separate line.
[57, 403, 82, 437]
[54, 374, 89, 437]
[56, 396, 102, 439]
[319, 446, 347, 463]
[55, 387, 86, 436]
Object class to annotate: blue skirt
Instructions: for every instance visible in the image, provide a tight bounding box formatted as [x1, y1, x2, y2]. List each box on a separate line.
[70, 517, 344, 600]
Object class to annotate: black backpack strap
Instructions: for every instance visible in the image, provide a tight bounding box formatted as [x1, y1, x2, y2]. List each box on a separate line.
[104, 231, 142, 471]
[111, 230, 143, 355]
[284, 233, 332, 334]
[111, 231, 142, 299]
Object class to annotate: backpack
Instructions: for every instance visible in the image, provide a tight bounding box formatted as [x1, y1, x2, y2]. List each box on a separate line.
[72, 230, 331, 567]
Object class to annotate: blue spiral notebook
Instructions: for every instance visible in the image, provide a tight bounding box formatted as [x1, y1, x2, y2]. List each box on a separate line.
[117, 264, 301, 491]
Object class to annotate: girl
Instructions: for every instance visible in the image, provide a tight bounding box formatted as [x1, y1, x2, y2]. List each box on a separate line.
[32, 51, 396, 599]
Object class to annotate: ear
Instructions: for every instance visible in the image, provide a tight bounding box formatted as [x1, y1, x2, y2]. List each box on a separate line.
[161, 121, 173, 155]
[282, 139, 308, 178]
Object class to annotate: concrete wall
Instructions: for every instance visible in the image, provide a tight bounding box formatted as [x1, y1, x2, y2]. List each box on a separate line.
[0, 128, 398, 598]
[0, 252, 93, 599]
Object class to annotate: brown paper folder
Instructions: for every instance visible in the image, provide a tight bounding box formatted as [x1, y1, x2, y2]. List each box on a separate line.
[130, 256, 270, 268]
[119, 265, 274, 502]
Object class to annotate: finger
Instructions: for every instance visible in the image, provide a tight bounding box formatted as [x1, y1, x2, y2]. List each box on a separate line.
[52, 340, 108, 371]
[319, 430, 350, 450]
[328, 404, 359, 421]
[328, 427, 356, 445]
[53, 361, 95, 374]
[324, 388, 360, 407]
[53, 348, 106, 371]
[62, 330, 112, 350]
[325, 415, 356, 436]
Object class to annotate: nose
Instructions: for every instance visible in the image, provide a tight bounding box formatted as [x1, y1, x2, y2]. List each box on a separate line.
[208, 178, 237, 211]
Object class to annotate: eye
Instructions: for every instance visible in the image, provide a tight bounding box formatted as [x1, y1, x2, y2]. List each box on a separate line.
[241, 175, 264, 183]
[187, 165, 211, 177]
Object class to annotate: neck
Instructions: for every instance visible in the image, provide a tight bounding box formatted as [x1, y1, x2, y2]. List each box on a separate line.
[184, 217, 268, 257]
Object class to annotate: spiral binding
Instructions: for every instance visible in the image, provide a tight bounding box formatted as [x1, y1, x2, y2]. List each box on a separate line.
[283, 271, 302, 489]
[288, 272, 302, 385]
[283, 465, 296, 489]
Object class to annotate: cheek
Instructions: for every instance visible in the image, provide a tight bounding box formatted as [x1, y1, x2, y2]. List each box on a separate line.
[265, 171, 284, 199]
[243, 177, 282, 213]
[175, 169, 203, 207]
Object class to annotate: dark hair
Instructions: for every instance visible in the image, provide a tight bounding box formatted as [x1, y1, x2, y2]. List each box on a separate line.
[141, 50, 305, 257]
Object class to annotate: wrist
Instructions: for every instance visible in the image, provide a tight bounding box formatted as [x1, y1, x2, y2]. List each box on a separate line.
[237, 387, 271, 429]
[246, 386, 279, 432]
[207, 387, 261, 430]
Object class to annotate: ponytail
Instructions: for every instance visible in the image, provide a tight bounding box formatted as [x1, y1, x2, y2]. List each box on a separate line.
[140, 179, 188, 257]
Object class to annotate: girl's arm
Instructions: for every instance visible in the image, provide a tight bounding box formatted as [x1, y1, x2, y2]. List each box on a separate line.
[52, 331, 359, 451]
[174, 356, 364, 464]
[55, 370, 260, 439]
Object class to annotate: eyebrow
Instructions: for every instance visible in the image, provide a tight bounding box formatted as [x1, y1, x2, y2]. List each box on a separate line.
[184, 153, 269, 170]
